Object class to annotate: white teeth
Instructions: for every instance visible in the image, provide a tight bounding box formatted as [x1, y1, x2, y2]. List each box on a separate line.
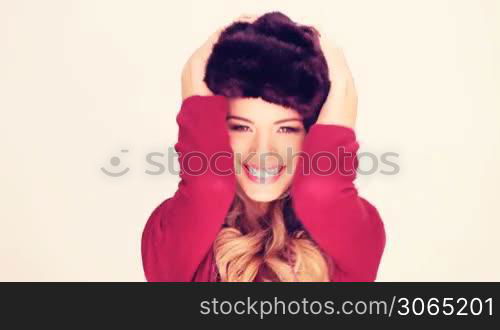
[248, 166, 281, 178]
[267, 167, 279, 175]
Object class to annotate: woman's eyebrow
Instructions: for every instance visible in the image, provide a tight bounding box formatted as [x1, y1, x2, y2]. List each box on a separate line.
[274, 118, 302, 124]
[226, 116, 302, 125]
[226, 115, 253, 123]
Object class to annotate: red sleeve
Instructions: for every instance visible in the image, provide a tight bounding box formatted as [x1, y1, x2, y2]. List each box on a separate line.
[141, 95, 236, 282]
[290, 123, 386, 282]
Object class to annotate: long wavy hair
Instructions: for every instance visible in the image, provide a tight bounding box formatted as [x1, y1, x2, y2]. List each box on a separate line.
[206, 11, 333, 281]
[213, 187, 334, 282]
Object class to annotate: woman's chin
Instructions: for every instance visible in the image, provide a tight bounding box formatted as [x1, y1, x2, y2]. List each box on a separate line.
[241, 187, 283, 203]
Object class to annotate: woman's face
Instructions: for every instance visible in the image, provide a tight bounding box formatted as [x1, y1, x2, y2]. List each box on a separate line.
[227, 97, 306, 202]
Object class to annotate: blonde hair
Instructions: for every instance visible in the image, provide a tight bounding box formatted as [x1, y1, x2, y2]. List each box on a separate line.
[213, 187, 334, 282]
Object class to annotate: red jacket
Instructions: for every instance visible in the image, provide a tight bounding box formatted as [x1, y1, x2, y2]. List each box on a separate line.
[141, 95, 386, 282]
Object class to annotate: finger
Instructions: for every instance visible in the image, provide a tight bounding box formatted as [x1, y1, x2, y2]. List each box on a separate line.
[319, 35, 350, 73]
[204, 14, 259, 49]
[200, 13, 260, 59]
[202, 24, 226, 51]
[235, 13, 259, 23]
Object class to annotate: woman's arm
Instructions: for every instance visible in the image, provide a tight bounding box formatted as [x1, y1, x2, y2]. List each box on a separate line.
[141, 16, 258, 281]
[290, 35, 386, 282]
[141, 95, 236, 281]
[290, 123, 386, 281]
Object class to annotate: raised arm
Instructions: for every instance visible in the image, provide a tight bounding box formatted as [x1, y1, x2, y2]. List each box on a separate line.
[141, 95, 236, 281]
[141, 15, 261, 281]
[290, 34, 386, 281]
[290, 123, 386, 281]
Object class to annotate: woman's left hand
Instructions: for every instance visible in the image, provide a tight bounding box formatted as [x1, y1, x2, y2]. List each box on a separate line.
[181, 14, 258, 101]
[316, 34, 358, 129]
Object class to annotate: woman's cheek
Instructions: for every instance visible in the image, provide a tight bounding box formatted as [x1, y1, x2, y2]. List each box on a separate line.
[283, 141, 303, 171]
[228, 134, 245, 158]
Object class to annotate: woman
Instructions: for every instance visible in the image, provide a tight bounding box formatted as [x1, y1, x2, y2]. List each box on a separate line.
[141, 12, 386, 282]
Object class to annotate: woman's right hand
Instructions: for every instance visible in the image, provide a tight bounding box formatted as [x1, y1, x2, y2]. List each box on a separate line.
[181, 14, 258, 101]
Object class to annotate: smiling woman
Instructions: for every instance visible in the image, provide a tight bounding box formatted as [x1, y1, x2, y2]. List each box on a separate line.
[226, 97, 306, 202]
[141, 11, 386, 282]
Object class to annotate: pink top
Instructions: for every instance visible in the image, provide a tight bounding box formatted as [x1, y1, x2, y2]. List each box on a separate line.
[141, 95, 386, 282]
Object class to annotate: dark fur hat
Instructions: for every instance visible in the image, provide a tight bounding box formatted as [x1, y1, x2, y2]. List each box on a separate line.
[204, 11, 330, 131]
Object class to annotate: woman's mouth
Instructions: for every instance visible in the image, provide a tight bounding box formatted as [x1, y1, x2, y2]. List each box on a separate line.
[243, 164, 285, 184]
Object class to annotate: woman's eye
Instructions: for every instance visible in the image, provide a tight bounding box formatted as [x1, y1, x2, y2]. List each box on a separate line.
[278, 126, 301, 134]
[229, 124, 251, 132]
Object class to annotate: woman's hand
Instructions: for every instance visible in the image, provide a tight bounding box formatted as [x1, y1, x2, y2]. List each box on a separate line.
[316, 34, 358, 129]
[181, 14, 258, 101]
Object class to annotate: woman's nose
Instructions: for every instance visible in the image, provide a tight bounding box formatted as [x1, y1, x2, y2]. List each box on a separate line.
[249, 130, 278, 160]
